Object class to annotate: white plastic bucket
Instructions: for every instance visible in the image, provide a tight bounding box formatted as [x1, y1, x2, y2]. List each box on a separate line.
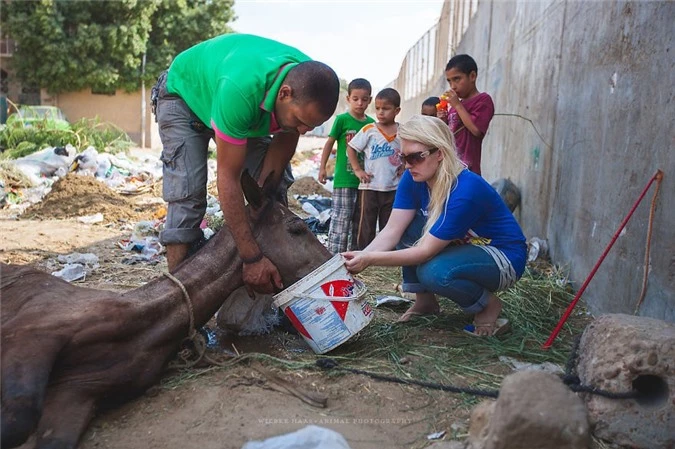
[273, 254, 373, 354]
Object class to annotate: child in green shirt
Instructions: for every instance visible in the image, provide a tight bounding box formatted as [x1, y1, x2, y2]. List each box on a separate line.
[318, 78, 374, 254]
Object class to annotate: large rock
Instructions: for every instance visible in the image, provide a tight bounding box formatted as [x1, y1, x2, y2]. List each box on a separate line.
[468, 400, 495, 445]
[468, 371, 589, 449]
[577, 314, 675, 448]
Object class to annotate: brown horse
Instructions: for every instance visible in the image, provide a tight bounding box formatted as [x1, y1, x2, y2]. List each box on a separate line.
[1, 172, 331, 449]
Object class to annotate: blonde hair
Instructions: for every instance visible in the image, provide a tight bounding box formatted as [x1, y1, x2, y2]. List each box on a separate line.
[398, 115, 466, 238]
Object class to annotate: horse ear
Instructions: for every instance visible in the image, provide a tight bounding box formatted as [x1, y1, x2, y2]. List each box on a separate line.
[241, 169, 263, 209]
[260, 170, 277, 198]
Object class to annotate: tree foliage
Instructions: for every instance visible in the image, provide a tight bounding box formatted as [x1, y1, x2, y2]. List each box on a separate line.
[2, 0, 235, 93]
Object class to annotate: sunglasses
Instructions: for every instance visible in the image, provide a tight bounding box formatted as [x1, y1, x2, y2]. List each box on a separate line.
[399, 147, 439, 165]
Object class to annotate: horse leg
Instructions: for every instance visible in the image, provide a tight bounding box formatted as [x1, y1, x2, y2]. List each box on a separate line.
[1, 338, 64, 449]
[32, 387, 96, 449]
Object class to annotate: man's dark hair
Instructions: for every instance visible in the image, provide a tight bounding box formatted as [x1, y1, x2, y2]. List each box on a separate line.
[286, 61, 340, 116]
[445, 54, 478, 75]
[348, 78, 372, 95]
[422, 96, 440, 107]
[375, 88, 400, 108]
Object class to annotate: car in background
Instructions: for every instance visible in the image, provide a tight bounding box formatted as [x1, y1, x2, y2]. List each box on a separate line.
[6, 105, 70, 130]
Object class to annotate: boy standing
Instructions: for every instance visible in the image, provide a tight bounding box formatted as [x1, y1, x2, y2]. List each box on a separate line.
[347, 88, 403, 250]
[438, 54, 494, 176]
[421, 96, 440, 117]
[319, 79, 374, 254]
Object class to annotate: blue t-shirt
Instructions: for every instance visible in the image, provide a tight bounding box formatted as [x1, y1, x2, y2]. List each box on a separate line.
[393, 169, 527, 276]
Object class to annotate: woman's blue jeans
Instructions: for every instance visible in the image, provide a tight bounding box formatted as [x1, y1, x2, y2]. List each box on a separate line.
[397, 211, 503, 314]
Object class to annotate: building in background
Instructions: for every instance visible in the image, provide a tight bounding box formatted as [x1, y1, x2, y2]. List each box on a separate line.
[0, 36, 159, 148]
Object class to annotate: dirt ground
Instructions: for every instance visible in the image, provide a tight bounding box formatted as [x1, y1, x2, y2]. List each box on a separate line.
[2, 146, 476, 449]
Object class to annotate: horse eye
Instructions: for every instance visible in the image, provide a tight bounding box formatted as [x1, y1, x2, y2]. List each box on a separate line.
[287, 220, 307, 235]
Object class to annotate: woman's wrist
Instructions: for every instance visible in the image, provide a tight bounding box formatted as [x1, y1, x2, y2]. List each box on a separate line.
[362, 251, 375, 267]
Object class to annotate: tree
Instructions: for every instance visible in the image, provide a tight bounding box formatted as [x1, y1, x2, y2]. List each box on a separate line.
[2, 0, 235, 93]
[144, 0, 235, 84]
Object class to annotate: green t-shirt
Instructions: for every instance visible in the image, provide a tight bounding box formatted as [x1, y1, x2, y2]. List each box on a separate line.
[166, 33, 311, 144]
[329, 112, 375, 188]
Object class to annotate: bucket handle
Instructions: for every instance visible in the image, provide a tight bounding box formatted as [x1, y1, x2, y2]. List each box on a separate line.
[292, 279, 368, 301]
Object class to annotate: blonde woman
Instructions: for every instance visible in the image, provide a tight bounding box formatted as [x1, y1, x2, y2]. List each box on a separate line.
[343, 115, 526, 336]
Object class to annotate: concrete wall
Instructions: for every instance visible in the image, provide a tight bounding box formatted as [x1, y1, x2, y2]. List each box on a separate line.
[46, 88, 160, 149]
[398, 0, 674, 321]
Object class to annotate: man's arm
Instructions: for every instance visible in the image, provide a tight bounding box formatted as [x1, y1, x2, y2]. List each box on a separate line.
[258, 131, 300, 187]
[216, 136, 261, 260]
[318, 136, 336, 184]
[216, 135, 283, 294]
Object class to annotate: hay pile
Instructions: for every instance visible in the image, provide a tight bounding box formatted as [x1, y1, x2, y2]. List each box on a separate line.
[235, 264, 587, 402]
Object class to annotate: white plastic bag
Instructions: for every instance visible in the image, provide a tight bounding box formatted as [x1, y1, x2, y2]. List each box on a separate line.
[52, 263, 86, 282]
[14, 146, 75, 185]
[216, 286, 279, 336]
[242, 425, 351, 449]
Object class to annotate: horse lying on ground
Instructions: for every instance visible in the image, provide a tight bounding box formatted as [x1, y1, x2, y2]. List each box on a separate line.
[1, 172, 331, 449]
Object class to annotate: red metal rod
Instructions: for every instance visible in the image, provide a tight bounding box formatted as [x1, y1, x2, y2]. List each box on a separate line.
[542, 169, 663, 349]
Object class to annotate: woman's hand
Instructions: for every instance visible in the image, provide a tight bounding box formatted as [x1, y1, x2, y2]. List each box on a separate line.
[342, 251, 371, 274]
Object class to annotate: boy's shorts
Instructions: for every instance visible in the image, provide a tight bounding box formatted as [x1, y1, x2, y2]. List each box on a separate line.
[153, 71, 293, 246]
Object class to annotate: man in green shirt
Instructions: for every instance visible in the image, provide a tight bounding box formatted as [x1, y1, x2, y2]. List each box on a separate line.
[153, 33, 339, 294]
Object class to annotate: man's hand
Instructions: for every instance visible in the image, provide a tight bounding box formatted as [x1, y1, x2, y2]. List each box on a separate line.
[243, 256, 284, 296]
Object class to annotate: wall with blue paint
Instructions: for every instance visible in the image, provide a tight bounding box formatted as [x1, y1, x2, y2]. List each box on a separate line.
[401, 0, 674, 320]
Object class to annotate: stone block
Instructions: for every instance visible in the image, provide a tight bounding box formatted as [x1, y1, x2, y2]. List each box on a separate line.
[577, 313, 675, 448]
[470, 371, 589, 449]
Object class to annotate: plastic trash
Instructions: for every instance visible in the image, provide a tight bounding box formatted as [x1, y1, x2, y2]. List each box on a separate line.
[72, 146, 99, 176]
[57, 252, 99, 267]
[216, 286, 279, 336]
[375, 295, 413, 307]
[303, 217, 330, 235]
[118, 236, 164, 262]
[241, 425, 351, 449]
[203, 227, 215, 240]
[77, 213, 104, 224]
[0, 180, 6, 207]
[14, 146, 75, 185]
[95, 153, 112, 179]
[527, 237, 549, 262]
[427, 430, 446, 440]
[301, 201, 320, 217]
[52, 263, 86, 282]
[296, 195, 332, 213]
[132, 220, 159, 240]
[317, 209, 331, 225]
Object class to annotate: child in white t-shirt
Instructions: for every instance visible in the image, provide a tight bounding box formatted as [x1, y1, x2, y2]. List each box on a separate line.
[347, 88, 403, 250]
